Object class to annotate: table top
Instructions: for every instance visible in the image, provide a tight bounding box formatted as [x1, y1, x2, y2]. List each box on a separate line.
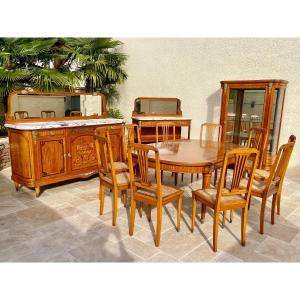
[147, 139, 239, 167]
[132, 116, 192, 121]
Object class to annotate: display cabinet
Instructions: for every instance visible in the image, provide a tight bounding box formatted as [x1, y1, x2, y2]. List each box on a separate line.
[219, 80, 288, 165]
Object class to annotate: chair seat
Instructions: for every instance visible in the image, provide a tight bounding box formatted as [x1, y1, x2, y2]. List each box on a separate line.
[240, 178, 278, 196]
[110, 161, 129, 172]
[254, 168, 270, 180]
[136, 183, 182, 200]
[193, 186, 245, 206]
[101, 172, 130, 186]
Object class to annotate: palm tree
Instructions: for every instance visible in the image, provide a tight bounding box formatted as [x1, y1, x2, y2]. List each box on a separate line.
[0, 38, 127, 112]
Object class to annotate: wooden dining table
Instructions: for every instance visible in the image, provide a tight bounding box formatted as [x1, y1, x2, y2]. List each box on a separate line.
[147, 139, 239, 188]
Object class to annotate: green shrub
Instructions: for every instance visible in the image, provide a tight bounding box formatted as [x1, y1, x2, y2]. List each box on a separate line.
[0, 117, 7, 136]
[107, 107, 124, 119]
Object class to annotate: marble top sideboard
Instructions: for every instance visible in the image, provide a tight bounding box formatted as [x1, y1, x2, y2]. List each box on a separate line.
[5, 118, 125, 130]
[132, 116, 192, 121]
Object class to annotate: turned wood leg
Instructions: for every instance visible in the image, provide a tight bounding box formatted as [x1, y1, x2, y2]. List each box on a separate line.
[35, 187, 40, 197]
[248, 196, 252, 210]
[129, 198, 136, 236]
[138, 202, 143, 217]
[181, 173, 184, 182]
[277, 194, 281, 215]
[201, 203, 206, 223]
[161, 170, 164, 183]
[214, 169, 218, 186]
[230, 209, 233, 223]
[147, 205, 152, 222]
[121, 190, 127, 207]
[241, 208, 247, 246]
[202, 172, 211, 189]
[260, 195, 267, 234]
[112, 188, 118, 226]
[99, 183, 105, 215]
[14, 182, 20, 191]
[177, 195, 183, 231]
[222, 210, 226, 227]
[191, 173, 194, 183]
[271, 193, 277, 225]
[174, 173, 178, 186]
[213, 210, 220, 252]
[155, 204, 162, 247]
[191, 195, 197, 232]
[197, 173, 199, 179]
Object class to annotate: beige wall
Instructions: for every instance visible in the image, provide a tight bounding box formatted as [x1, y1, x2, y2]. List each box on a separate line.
[117, 38, 300, 165]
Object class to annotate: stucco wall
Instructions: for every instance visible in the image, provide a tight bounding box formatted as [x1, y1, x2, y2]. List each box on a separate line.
[117, 38, 300, 166]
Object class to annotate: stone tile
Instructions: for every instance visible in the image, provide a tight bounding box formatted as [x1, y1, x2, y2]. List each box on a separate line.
[48, 252, 78, 262]
[146, 252, 179, 262]
[69, 237, 142, 262]
[120, 237, 160, 259]
[256, 236, 300, 262]
[0, 196, 27, 216]
[213, 251, 243, 262]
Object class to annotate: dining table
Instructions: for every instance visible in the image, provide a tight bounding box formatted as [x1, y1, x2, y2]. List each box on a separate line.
[147, 139, 239, 188]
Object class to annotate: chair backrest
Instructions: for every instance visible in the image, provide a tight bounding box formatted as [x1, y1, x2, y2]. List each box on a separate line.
[41, 110, 56, 118]
[240, 120, 250, 133]
[200, 123, 222, 143]
[14, 111, 29, 119]
[127, 143, 163, 201]
[247, 127, 267, 168]
[216, 148, 259, 208]
[155, 122, 176, 143]
[94, 129, 117, 183]
[122, 124, 141, 162]
[70, 110, 82, 116]
[266, 137, 296, 191]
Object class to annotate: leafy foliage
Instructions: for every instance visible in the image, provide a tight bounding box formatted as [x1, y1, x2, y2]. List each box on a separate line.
[0, 38, 128, 109]
[0, 116, 7, 136]
[107, 107, 124, 119]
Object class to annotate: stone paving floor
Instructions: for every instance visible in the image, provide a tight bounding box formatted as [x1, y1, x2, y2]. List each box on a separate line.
[1, 165, 300, 262]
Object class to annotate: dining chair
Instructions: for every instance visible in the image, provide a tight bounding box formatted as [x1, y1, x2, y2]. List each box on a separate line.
[194, 123, 222, 184]
[94, 130, 130, 226]
[70, 110, 82, 116]
[191, 148, 259, 252]
[127, 143, 183, 247]
[41, 110, 56, 118]
[222, 127, 267, 225]
[239, 138, 296, 234]
[155, 122, 178, 184]
[254, 135, 296, 182]
[14, 111, 29, 119]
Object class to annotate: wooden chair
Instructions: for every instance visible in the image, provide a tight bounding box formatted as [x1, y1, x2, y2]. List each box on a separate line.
[94, 130, 130, 226]
[41, 110, 56, 118]
[191, 148, 259, 252]
[155, 122, 178, 184]
[240, 139, 296, 234]
[70, 110, 82, 116]
[254, 135, 296, 181]
[14, 111, 29, 119]
[127, 143, 183, 247]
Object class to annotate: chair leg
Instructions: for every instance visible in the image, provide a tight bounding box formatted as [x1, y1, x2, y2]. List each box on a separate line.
[191, 195, 197, 232]
[99, 182, 105, 215]
[260, 195, 267, 234]
[129, 198, 136, 236]
[112, 188, 118, 226]
[241, 208, 247, 246]
[214, 169, 218, 186]
[147, 205, 152, 222]
[248, 196, 252, 210]
[121, 190, 127, 207]
[174, 173, 178, 185]
[201, 203, 206, 223]
[271, 193, 277, 225]
[138, 202, 143, 217]
[213, 210, 220, 252]
[230, 209, 233, 223]
[177, 195, 183, 231]
[155, 205, 162, 247]
[191, 173, 194, 183]
[222, 210, 226, 227]
[277, 194, 281, 215]
[161, 170, 164, 183]
[197, 173, 199, 179]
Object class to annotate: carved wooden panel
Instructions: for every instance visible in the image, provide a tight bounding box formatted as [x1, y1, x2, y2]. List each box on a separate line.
[70, 135, 97, 171]
[9, 131, 32, 179]
[39, 138, 66, 177]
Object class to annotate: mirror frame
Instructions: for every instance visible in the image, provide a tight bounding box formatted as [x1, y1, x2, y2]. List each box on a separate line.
[132, 97, 182, 116]
[5, 90, 108, 122]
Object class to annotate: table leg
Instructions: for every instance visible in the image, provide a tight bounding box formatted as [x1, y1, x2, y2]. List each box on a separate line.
[188, 125, 191, 140]
[202, 172, 211, 189]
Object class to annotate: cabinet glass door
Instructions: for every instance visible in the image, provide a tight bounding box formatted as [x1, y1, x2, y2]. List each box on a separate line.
[225, 89, 265, 144]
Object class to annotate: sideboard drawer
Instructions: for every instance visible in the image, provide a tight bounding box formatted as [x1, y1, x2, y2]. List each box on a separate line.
[38, 129, 66, 137]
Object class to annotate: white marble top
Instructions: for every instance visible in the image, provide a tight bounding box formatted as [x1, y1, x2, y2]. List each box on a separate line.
[132, 116, 192, 121]
[5, 118, 125, 130]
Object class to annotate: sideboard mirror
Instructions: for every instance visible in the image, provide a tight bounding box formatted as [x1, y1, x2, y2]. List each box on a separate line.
[6, 91, 107, 121]
[133, 97, 182, 116]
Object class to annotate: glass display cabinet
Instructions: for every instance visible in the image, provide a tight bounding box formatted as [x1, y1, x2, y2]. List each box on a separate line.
[219, 79, 288, 165]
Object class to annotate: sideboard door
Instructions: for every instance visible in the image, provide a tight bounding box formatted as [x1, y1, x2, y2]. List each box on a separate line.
[37, 137, 67, 179]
